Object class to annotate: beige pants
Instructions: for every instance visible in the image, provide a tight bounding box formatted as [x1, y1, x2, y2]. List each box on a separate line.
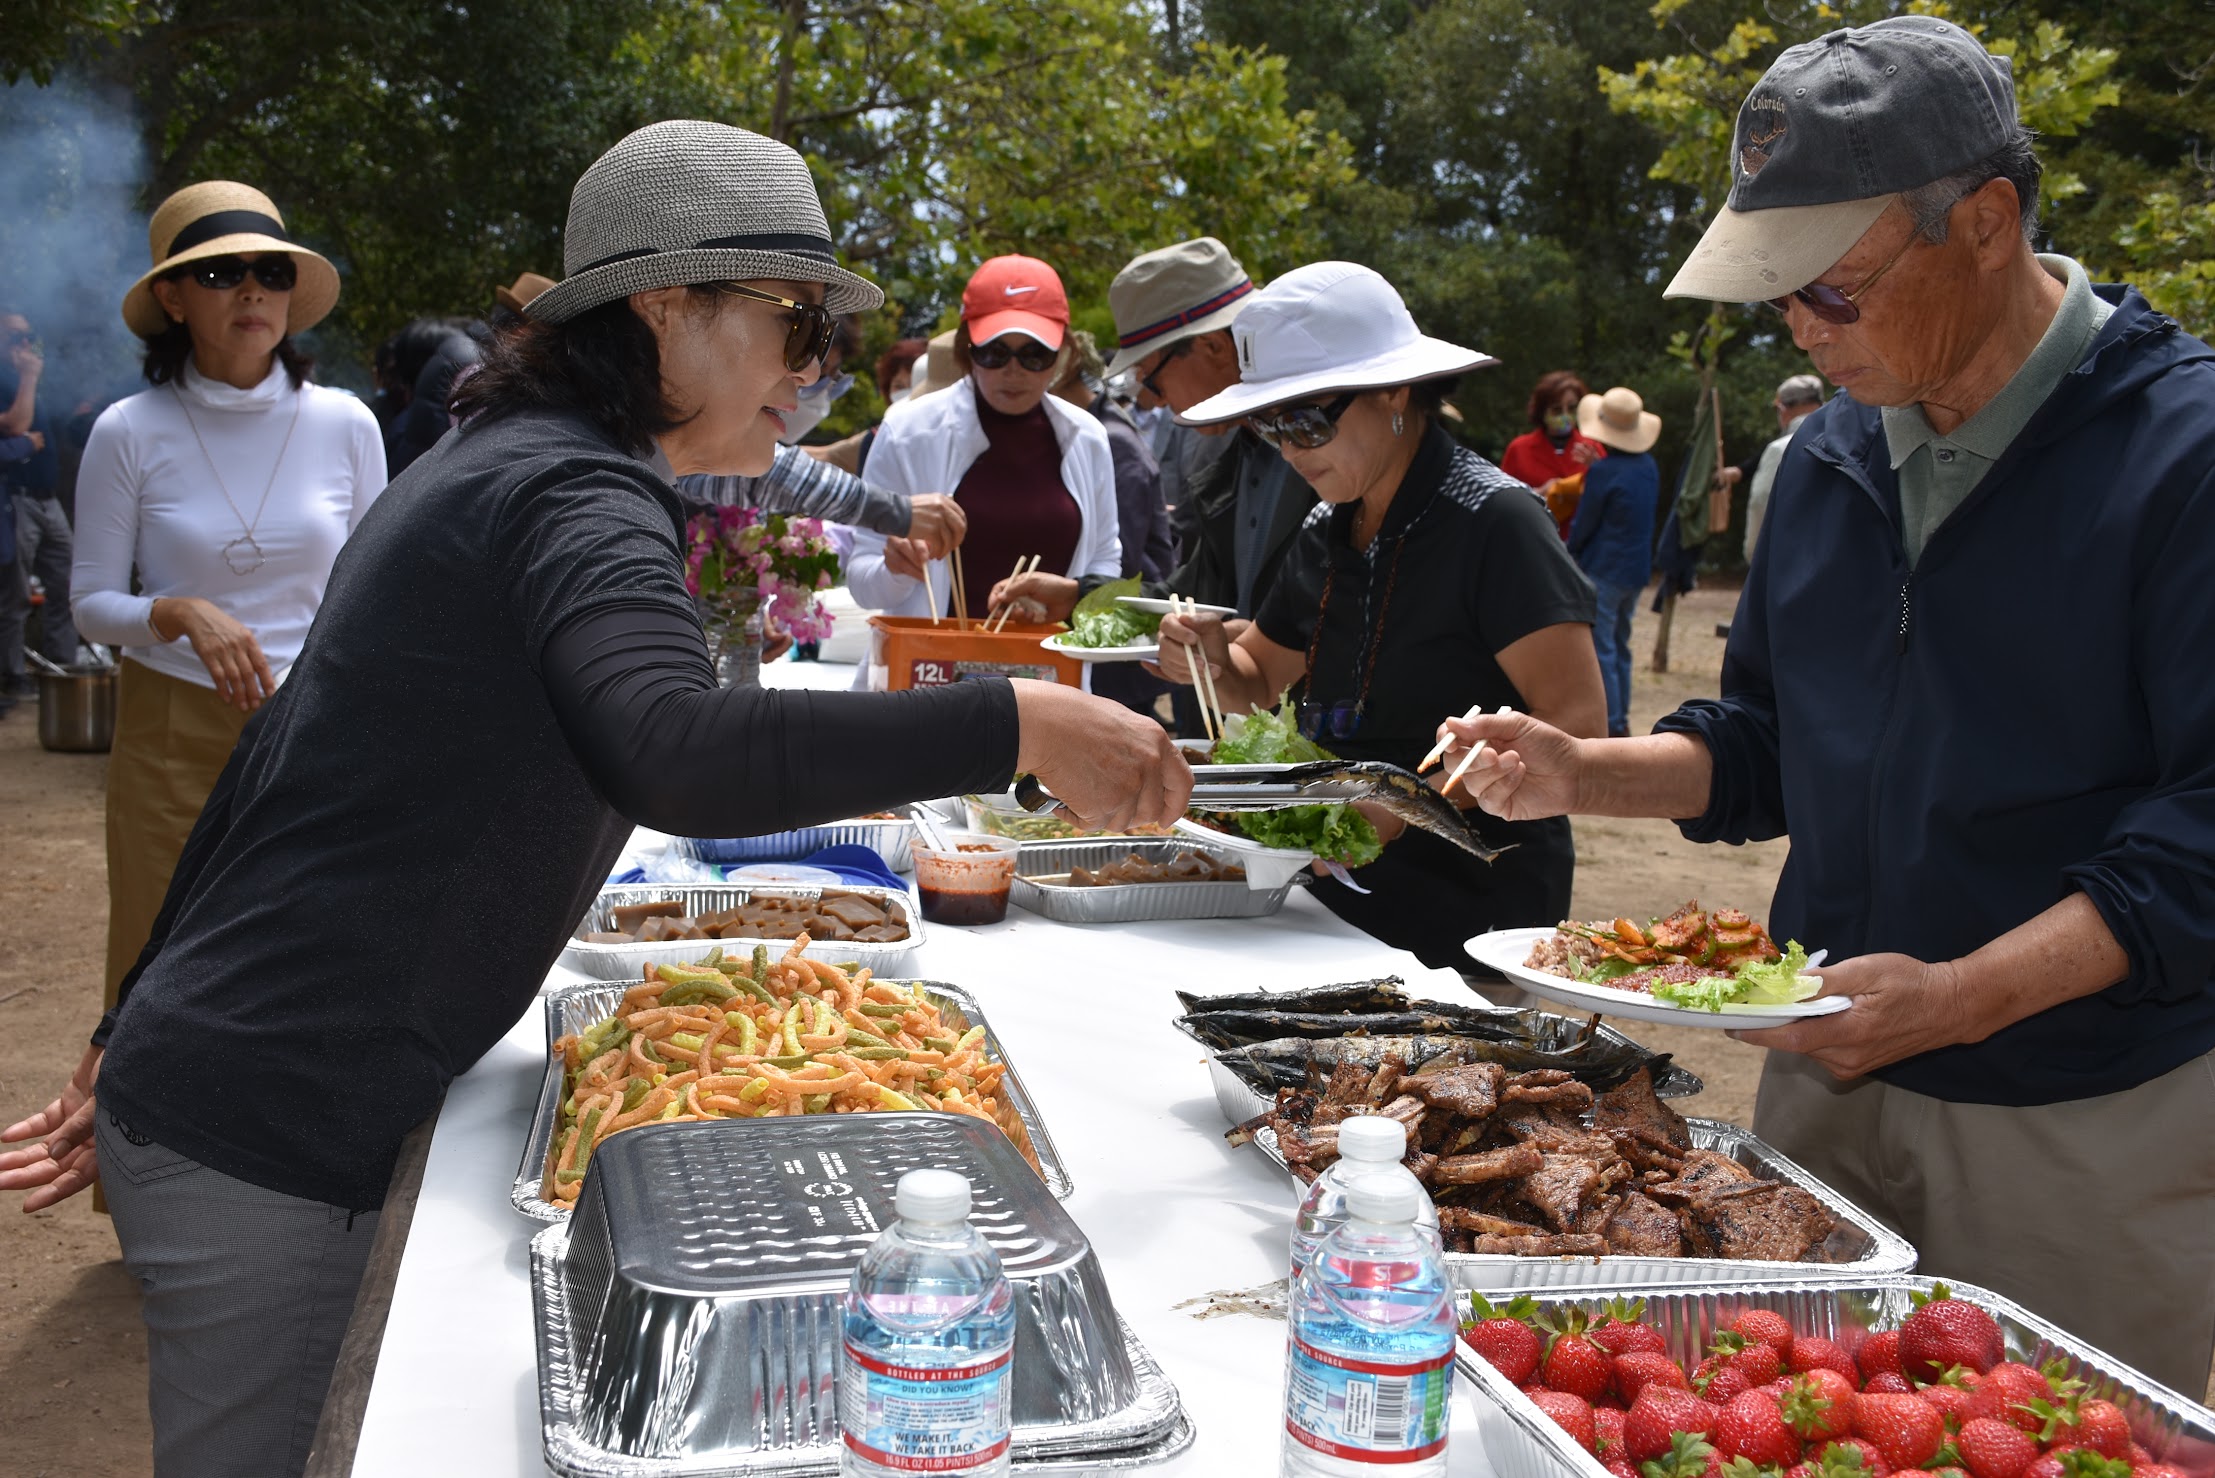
[104, 659, 249, 1005]
[1755, 1048, 2215, 1396]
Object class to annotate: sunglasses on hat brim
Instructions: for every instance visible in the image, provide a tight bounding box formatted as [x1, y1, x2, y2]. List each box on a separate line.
[968, 336, 1060, 373]
[1246, 391, 1358, 450]
[172, 255, 299, 293]
[713, 280, 837, 373]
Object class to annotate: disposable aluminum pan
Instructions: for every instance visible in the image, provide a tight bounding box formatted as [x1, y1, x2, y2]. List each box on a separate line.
[530, 1115, 1193, 1476]
[515, 978, 1073, 1221]
[1009, 837, 1300, 924]
[560, 882, 923, 982]
[1241, 1115, 1913, 1288]
[1458, 1278, 2215, 1478]
[673, 817, 917, 874]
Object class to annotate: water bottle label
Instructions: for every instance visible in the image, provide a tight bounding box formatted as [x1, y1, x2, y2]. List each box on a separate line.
[1285, 1335, 1452, 1463]
[840, 1342, 1012, 1473]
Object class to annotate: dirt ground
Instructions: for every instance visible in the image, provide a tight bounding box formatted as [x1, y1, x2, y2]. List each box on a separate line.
[0, 583, 1785, 1476]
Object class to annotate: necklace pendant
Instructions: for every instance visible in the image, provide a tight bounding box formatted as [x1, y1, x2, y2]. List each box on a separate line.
[221, 535, 266, 577]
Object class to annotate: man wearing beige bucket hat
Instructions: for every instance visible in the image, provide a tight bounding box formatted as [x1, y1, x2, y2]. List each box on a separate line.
[1565, 386, 1661, 737]
[1434, 16, 2215, 1389]
[2, 121, 1188, 1477]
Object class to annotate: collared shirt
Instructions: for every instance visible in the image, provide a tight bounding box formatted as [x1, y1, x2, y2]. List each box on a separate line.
[1882, 254, 2115, 566]
[1231, 441, 1290, 616]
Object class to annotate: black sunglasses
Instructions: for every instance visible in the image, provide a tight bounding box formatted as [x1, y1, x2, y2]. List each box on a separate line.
[1766, 228, 1919, 326]
[1248, 392, 1358, 450]
[180, 256, 298, 292]
[1139, 339, 1193, 399]
[713, 281, 836, 373]
[969, 336, 1059, 373]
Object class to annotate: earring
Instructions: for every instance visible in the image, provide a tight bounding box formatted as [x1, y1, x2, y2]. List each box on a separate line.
[1392, 411, 1404, 437]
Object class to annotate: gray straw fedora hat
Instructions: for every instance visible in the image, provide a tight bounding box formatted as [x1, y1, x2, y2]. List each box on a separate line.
[528, 120, 883, 323]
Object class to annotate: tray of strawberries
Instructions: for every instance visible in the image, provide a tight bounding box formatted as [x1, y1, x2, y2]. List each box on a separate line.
[1457, 1278, 2215, 1478]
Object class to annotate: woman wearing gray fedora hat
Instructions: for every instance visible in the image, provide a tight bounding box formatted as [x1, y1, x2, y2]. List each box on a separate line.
[0, 121, 1185, 1477]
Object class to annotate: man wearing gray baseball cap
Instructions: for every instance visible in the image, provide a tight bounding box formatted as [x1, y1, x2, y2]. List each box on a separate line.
[1437, 17, 2215, 1387]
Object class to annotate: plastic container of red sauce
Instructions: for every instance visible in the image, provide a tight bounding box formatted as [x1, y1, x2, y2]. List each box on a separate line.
[908, 832, 1021, 926]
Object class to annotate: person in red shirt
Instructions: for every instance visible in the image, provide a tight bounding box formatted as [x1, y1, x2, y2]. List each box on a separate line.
[1498, 369, 1607, 537]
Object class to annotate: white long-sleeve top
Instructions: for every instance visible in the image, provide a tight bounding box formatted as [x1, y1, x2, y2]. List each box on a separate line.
[847, 375, 1120, 618]
[73, 360, 387, 688]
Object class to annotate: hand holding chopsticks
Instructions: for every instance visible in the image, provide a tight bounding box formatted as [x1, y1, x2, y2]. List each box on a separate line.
[1157, 595, 1227, 742]
[1441, 705, 1517, 793]
[985, 554, 1042, 633]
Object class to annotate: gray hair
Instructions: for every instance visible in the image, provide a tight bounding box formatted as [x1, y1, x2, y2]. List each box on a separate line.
[1775, 373, 1825, 408]
[1901, 130, 2044, 246]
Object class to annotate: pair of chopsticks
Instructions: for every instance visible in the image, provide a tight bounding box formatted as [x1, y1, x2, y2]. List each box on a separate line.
[985, 554, 1042, 634]
[1419, 703, 1516, 791]
[1175, 595, 1225, 743]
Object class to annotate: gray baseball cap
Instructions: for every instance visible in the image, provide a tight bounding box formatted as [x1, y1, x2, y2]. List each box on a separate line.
[1665, 16, 2019, 302]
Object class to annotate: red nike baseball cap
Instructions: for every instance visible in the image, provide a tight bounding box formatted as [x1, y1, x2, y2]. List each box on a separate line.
[961, 254, 1068, 349]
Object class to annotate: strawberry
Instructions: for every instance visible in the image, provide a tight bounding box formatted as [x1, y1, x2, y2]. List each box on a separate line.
[1894, 1472, 1939, 1478]
[1620, 1350, 1695, 1405]
[1866, 1373, 1916, 1396]
[1609, 1462, 1643, 1478]
[1956, 1417, 2040, 1478]
[1783, 1370, 1859, 1442]
[1705, 1367, 1759, 1405]
[1921, 1385, 1979, 1431]
[1595, 1298, 1673, 1359]
[1719, 1390, 1805, 1468]
[1529, 1389, 1599, 1453]
[1806, 1439, 1893, 1478]
[1860, 1332, 1906, 1385]
[1714, 1331, 1787, 1386]
[1791, 1338, 1863, 1383]
[2131, 1467, 2189, 1478]
[1643, 1431, 1724, 1478]
[1971, 1365, 2056, 1433]
[1627, 1386, 1723, 1463]
[1900, 1287, 2004, 1383]
[1596, 1405, 1629, 1457]
[1542, 1307, 1620, 1404]
[2123, 1446, 2152, 1470]
[1855, 1393, 1948, 1471]
[2059, 1399, 2132, 1460]
[1466, 1293, 1545, 1386]
[1735, 1310, 1799, 1356]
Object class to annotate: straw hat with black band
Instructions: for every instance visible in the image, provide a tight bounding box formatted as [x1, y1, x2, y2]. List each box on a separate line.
[122, 182, 341, 340]
[526, 120, 882, 323]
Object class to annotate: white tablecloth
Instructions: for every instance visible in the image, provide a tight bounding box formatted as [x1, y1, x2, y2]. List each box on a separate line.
[348, 663, 1494, 1475]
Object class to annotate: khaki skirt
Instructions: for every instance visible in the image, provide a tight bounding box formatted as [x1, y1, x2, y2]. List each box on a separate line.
[104, 659, 251, 1004]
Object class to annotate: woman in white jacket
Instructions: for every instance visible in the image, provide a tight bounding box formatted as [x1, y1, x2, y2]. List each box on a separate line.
[848, 254, 1118, 660]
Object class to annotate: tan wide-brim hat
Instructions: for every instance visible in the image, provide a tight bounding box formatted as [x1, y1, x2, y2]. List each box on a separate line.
[495, 271, 557, 315]
[904, 328, 960, 400]
[1578, 387, 1662, 453]
[121, 182, 341, 340]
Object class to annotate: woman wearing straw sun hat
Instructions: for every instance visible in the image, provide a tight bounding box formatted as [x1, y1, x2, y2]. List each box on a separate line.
[1563, 385, 1663, 738]
[1158, 261, 1605, 969]
[1, 122, 1185, 1476]
[70, 181, 387, 1026]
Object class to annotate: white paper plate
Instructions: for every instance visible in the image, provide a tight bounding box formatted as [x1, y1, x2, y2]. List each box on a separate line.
[1116, 596, 1237, 618]
[1463, 926, 1849, 1030]
[1039, 632, 1159, 663]
[1172, 817, 1314, 890]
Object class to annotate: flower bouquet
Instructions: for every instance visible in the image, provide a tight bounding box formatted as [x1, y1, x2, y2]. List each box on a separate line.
[684, 507, 842, 685]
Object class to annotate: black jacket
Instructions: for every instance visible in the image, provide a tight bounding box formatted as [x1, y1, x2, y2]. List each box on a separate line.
[1158, 427, 1317, 615]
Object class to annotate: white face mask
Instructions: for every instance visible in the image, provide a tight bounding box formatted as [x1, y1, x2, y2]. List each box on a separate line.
[777, 370, 854, 444]
[887, 386, 911, 405]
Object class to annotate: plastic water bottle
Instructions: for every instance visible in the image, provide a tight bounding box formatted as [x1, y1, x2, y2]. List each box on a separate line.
[1282, 1174, 1457, 1476]
[1289, 1115, 1440, 1281]
[839, 1169, 1016, 1477]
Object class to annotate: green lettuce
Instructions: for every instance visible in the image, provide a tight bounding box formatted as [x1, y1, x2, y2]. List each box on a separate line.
[1206, 700, 1382, 867]
[1062, 577, 1160, 649]
[1650, 941, 1819, 1012]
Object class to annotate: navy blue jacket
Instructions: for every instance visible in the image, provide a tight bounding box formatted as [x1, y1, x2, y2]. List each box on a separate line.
[1567, 450, 1658, 590]
[1659, 286, 2215, 1105]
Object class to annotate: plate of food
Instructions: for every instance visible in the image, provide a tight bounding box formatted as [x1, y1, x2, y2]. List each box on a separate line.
[1035, 576, 1164, 663]
[1465, 902, 1845, 1030]
[1039, 631, 1159, 663]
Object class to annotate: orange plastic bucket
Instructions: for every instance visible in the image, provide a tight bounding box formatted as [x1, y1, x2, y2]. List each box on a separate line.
[868, 615, 1084, 690]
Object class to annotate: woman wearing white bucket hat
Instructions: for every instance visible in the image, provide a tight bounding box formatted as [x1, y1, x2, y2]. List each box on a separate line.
[0, 121, 1186, 1477]
[1159, 261, 1606, 968]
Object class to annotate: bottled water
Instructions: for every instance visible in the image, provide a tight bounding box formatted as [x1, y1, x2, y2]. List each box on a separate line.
[1289, 1115, 1440, 1281]
[1282, 1174, 1457, 1477]
[839, 1169, 1016, 1477]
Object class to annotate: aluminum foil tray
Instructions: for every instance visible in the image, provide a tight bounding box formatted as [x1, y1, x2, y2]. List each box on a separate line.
[1459, 1278, 2215, 1478]
[674, 817, 917, 874]
[516, 978, 1073, 1221]
[530, 1115, 1192, 1476]
[560, 882, 923, 982]
[1010, 837, 1300, 923]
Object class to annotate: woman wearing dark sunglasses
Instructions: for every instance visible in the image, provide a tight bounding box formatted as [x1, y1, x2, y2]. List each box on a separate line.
[70, 181, 387, 1034]
[847, 254, 1122, 641]
[1159, 262, 1605, 971]
[2, 125, 1185, 1478]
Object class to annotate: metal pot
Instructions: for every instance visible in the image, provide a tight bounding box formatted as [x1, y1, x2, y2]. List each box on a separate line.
[37, 667, 117, 753]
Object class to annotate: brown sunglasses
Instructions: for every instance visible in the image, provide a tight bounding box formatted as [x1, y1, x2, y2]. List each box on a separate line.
[1766, 228, 1921, 326]
[713, 281, 836, 372]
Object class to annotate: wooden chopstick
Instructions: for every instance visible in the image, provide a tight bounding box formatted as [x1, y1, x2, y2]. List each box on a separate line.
[1418, 704, 1484, 772]
[1442, 705, 1516, 792]
[1181, 596, 1223, 743]
[986, 554, 1039, 634]
[925, 560, 942, 626]
[951, 547, 970, 630]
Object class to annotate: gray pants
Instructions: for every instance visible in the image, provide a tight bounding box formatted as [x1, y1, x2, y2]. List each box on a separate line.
[98, 1112, 381, 1478]
[2, 492, 78, 676]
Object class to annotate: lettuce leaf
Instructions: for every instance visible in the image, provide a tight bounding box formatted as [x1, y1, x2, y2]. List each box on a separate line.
[1062, 577, 1158, 648]
[1650, 941, 1819, 1012]
[1205, 699, 1381, 866]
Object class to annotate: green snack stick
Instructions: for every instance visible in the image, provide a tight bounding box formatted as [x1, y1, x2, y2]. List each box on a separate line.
[751, 943, 770, 984]
[845, 1027, 895, 1049]
[859, 1001, 909, 1019]
[699, 946, 724, 967]
[570, 1107, 604, 1178]
[803, 1093, 833, 1113]
[763, 1053, 810, 1069]
[556, 1169, 586, 1185]
[846, 1046, 909, 1061]
[621, 1081, 650, 1113]
[923, 1034, 958, 1054]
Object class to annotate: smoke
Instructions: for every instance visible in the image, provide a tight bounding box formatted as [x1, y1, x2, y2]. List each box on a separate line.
[0, 75, 150, 417]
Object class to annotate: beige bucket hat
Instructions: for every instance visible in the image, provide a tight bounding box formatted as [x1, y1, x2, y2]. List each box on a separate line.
[1104, 237, 1258, 378]
[121, 182, 341, 340]
[1577, 387, 1662, 454]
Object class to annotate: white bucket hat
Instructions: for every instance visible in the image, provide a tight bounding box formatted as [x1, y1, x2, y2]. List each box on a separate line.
[528, 121, 883, 323]
[1577, 387, 1662, 454]
[1176, 261, 1495, 427]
